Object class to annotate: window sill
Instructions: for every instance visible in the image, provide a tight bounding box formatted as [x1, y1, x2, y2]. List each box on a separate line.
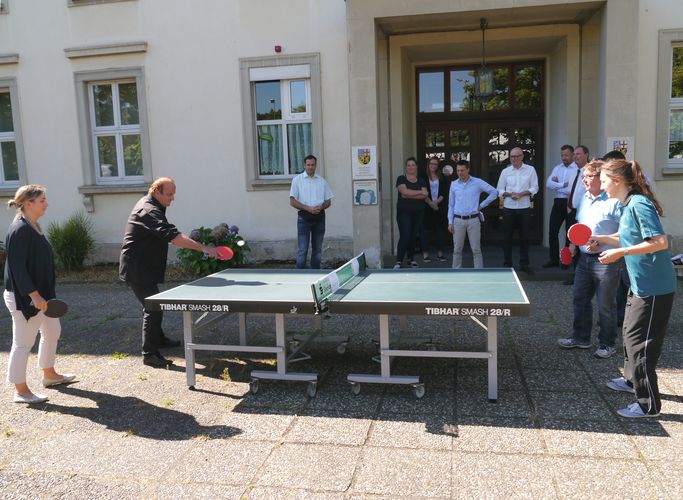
[661, 167, 683, 177]
[248, 179, 294, 191]
[78, 184, 149, 195]
[0, 186, 21, 197]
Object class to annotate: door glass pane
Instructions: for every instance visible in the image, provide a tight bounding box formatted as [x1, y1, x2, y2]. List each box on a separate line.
[0, 91, 14, 133]
[488, 128, 509, 146]
[118, 83, 140, 125]
[97, 135, 118, 177]
[92, 84, 115, 127]
[424, 151, 445, 162]
[481, 68, 509, 110]
[670, 109, 683, 159]
[290, 81, 307, 114]
[450, 70, 476, 111]
[287, 123, 311, 174]
[258, 124, 283, 175]
[122, 134, 143, 176]
[425, 130, 445, 147]
[418, 72, 444, 112]
[1, 141, 19, 181]
[450, 129, 470, 146]
[514, 128, 535, 146]
[514, 65, 542, 109]
[255, 81, 282, 120]
[449, 151, 470, 163]
[672, 47, 683, 99]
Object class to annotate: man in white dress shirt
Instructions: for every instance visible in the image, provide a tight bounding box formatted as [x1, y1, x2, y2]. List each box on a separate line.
[496, 147, 539, 274]
[544, 145, 578, 268]
[563, 144, 590, 285]
[289, 155, 333, 269]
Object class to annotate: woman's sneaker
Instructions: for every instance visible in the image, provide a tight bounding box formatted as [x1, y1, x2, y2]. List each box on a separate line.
[617, 402, 659, 418]
[594, 345, 617, 358]
[606, 377, 635, 394]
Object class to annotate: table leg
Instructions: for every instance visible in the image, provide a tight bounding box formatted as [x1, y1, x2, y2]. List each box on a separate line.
[487, 316, 498, 402]
[183, 311, 196, 388]
[239, 312, 247, 345]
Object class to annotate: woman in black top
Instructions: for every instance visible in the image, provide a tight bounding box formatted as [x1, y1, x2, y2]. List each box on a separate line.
[4, 185, 74, 404]
[394, 157, 428, 269]
[420, 157, 449, 262]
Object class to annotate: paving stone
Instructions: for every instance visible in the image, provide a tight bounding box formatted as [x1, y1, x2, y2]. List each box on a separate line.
[452, 417, 544, 455]
[352, 447, 451, 497]
[367, 414, 455, 450]
[531, 390, 615, 421]
[257, 443, 360, 491]
[284, 409, 372, 445]
[248, 486, 345, 499]
[451, 453, 556, 499]
[522, 368, 597, 392]
[540, 419, 639, 459]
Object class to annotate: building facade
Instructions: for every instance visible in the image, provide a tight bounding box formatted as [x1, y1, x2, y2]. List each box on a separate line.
[0, 0, 681, 267]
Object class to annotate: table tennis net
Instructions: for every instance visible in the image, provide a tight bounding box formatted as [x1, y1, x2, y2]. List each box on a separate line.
[311, 253, 366, 313]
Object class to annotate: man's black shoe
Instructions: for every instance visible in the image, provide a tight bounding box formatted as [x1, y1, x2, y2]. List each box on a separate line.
[560, 264, 570, 270]
[143, 353, 173, 368]
[160, 336, 181, 348]
[521, 266, 534, 275]
[542, 261, 559, 268]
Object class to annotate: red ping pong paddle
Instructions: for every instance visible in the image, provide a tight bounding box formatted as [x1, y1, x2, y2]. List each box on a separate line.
[560, 247, 573, 266]
[568, 223, 592, 246]
[215, 246, 234, 260]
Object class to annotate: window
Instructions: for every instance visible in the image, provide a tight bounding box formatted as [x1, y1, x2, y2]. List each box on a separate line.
[74, 68, 151, 189]
[656, 30, 683, 177]
[88, 80, 143, 183]
[0, 79, 25, 192]
[240, 54, 322, 189]
[254, 78, 311, 177]
[668, 45, 683, 167]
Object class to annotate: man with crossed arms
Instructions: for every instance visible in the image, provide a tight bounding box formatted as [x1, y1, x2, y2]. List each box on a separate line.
[447, 159, 498, 268]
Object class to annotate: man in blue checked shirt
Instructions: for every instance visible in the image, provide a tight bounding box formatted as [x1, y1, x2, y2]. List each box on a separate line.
[447, 160, 498, 268]
[557, 159, 622, 359]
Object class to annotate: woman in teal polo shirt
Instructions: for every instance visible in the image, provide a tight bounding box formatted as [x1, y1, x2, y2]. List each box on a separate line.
[590, 160, 676, 418]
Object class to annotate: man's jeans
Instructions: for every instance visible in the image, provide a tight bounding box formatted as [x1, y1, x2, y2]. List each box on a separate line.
[296, 212, 325, 269]
[572, 253, 621, 347]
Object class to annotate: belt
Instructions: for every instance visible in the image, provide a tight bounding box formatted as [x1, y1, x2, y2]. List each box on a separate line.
[453, 214, 479, 220]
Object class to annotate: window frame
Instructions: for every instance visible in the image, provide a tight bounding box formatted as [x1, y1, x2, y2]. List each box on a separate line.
[254, 78, 313, 179]
[0, 78, 27, 196]
[0, 0, 8, 14]
[239, 53, 322, 190]
[656, 30, 683, 178]
[87, 79, 144, 184]
[74, 67, 152, 190]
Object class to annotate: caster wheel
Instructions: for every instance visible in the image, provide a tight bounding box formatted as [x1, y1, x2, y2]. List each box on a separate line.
[412, 384, 426, 399]
[306, 382, 317, 398]
[350, 382, 361, 395]
[249, 379, 259, 395]
[188, 385, 196, 391]
[336, 342, 347, 354]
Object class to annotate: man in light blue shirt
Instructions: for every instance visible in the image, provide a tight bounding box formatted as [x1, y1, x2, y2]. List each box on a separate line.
[447, 160, 498, 268]
[289, 155, 333, 269]
[558, 160, 622, 358]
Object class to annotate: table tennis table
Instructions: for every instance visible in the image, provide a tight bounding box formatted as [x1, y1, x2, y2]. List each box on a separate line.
[146, 254, 530, 400]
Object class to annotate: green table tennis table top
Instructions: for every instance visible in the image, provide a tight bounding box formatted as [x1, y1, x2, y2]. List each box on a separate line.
[146, 267, 530, 317]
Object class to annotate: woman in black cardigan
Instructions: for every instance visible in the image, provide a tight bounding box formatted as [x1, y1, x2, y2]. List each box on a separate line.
[4, 185, 74, 403]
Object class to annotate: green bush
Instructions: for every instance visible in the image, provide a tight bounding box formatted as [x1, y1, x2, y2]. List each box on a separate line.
[47, 212, 96, 271]
[176, 223, 250, 276]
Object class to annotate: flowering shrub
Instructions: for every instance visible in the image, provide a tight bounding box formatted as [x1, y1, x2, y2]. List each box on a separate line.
[176, 223, 250, 275]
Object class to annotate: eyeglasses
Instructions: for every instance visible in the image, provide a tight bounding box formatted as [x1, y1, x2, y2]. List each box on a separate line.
[583, 173, 599, 179]
[510, 154, 523, 159]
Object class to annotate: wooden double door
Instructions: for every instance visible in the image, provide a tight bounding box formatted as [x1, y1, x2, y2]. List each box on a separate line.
[417, 120, 544, 245]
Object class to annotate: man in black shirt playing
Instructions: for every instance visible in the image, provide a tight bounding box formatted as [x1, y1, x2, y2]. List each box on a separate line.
[119, 177, 217, 368]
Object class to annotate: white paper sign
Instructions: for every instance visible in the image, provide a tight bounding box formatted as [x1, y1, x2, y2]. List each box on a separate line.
[351, 145, 377, 180]
[353, 180, 378, 206]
